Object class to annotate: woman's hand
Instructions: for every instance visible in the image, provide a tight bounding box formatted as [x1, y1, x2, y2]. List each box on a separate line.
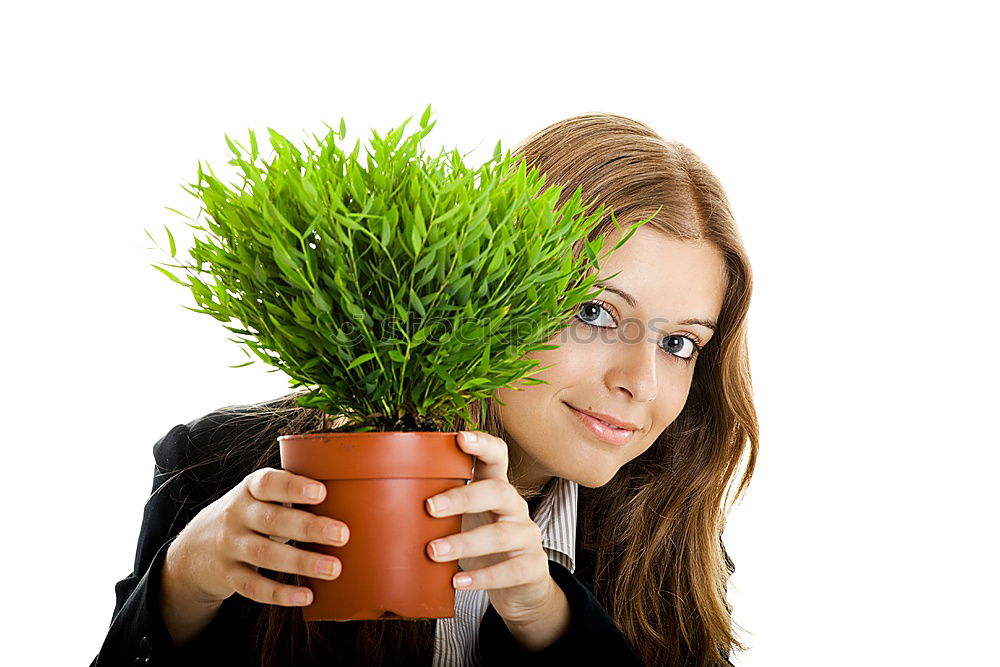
[165, 467, 350, 608]
[424, 430, 559, 625]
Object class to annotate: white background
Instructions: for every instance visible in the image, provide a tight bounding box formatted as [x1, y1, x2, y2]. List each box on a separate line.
[2, 1, 996, 665]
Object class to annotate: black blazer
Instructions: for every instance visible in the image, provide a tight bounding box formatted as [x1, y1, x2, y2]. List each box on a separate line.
[90, 404, 720, 666]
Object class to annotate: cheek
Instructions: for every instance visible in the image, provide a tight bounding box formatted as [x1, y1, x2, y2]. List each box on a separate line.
[639, 387, 692, 446]
[493, 380, 555, 441]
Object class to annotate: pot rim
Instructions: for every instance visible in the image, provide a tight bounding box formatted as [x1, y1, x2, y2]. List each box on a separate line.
[278, 431, 460, 441]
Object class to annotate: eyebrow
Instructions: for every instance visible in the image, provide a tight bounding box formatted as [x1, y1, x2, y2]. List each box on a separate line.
[594, 282, 718, 332]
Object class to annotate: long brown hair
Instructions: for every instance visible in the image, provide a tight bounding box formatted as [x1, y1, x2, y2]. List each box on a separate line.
[194, 112, 757, 666]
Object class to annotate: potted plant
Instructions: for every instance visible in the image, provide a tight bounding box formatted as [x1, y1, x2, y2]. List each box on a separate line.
[148, 105, 647, 622]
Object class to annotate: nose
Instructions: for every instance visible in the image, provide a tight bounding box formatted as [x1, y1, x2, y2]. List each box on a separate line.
[607, 320, 658, 402]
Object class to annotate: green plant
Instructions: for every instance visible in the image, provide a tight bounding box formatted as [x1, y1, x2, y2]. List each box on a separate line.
[149, 105, 652, 432]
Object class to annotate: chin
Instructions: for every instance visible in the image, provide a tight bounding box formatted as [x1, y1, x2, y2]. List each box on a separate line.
[570, 468, 621, 489]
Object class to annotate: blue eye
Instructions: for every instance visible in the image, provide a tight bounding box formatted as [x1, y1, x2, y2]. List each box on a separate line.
[575, 300, 702, 365]
[660, 334, 698, 363]
[576, 301, 615, 327]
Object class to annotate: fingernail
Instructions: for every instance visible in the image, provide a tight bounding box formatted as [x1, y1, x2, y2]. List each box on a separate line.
[325, 523, 346, 543]
[316, 558, 337, 576]
[462, 431, 478, 443]
[453, 574, 472, 588]
[427, 495, 450, 514]
[430, 539, 451, 557]
[305, 484, 323, 500]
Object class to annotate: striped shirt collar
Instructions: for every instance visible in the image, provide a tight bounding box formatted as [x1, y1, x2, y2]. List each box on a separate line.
[532, 476, 578, 574]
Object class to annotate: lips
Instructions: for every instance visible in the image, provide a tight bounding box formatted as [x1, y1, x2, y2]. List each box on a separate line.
[564, 403, 639, 431]
[589, 415, 626, 430]
[565, 402, 637, 446]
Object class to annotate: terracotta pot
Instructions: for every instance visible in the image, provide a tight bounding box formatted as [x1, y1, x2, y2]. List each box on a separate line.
[278, 431, 474, 622]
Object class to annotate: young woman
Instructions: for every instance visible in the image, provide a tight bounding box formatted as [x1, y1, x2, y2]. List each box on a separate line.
[93, 112, 758, 667]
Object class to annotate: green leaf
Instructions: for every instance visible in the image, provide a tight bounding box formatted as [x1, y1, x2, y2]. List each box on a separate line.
[413, 203, 427, 240]
[302, 180, 319, 201]
[349, 164, 365, 203]
[459, 320, 485, 341]
[344, 300, 365, 320]
[311, 289, 331, 313]
[381, 207, 398, 247]
[408, 287, 426, 317]
[409, 225, 422, 255]
[163, 224, 177, 257]
[413, 251, 437, 277]
[162, 207, 198, 223]
[347, 352, 376, 370]
[388, 350, 406, 363]
[151, 263, 188, 286]
[273, 245, 310, 289]
[451, 275, 472, 304]
[393, 301, 409, 324]
[262, 200, 300, 238]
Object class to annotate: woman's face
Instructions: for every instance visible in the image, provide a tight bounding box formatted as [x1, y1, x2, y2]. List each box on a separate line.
[495, 225, 727, 492]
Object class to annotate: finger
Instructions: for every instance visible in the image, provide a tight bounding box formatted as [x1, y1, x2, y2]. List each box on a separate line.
[426, 478, 527, 521]
[225, 563, 317, 607]
[244, 499, 349, 546]
[428, 518, 540, 562]
[269, 503, 293, 543]
[449, 552, 548, 591]
[233, 533, 342, 581]
[457, 431, 508, 480]
[245, 468, 327, 505]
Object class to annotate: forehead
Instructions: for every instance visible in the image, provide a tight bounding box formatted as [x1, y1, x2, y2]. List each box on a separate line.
[594, 226, 727, 321]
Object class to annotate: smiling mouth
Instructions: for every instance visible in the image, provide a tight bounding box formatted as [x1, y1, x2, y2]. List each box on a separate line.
[563, 402, 638, 431]
[563, 402, 639, 446]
